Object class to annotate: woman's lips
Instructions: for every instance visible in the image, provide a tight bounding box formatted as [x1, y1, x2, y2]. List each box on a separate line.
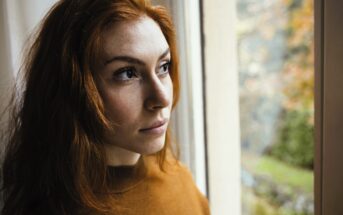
[139, 119, 168, 135]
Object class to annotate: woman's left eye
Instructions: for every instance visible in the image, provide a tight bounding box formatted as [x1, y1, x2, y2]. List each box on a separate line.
[157, 61, 171, 76]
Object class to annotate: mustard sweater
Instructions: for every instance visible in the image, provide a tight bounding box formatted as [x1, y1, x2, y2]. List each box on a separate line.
[104, 155, 210, 215]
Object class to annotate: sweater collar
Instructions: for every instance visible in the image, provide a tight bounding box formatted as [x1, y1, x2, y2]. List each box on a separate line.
[106, 156, 148, 193]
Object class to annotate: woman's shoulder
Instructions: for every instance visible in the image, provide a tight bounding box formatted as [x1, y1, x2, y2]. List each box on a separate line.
[143, 153, 191, 179]
[142, 155, 211, 214]
[143, 153, 199, 188]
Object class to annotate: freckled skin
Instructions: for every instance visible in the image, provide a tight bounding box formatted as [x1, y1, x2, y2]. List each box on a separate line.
[96, 17, 173, 165]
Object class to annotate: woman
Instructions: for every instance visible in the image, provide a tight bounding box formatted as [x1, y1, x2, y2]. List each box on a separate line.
[1, 0, 210, 214]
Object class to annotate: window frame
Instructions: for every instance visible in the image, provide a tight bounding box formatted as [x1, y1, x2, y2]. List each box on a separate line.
[201, 0, 241, 214]
[315, 0, 343, 214]
[154, 0, 208, 196]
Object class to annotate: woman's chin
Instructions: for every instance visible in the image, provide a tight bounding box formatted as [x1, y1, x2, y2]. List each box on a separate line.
[134, 138, 166, 155]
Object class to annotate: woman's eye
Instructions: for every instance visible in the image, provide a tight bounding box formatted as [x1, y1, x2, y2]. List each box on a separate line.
[158, 61, 171, 76]
[113, 67, 139, 81]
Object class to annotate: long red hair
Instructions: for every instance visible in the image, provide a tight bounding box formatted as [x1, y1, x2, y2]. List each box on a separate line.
[1, 0, 180, 214]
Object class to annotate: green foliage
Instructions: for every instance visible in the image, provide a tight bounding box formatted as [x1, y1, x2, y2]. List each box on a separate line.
[254, 201, 272, 215]
[269, 110, 314, 169]
[255, 155, 313, 192]
[243, 154, 313, 193]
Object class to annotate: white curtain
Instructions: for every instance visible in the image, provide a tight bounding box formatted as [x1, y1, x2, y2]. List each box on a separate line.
[0, 0, 58, 171]
[0, 0, 57, 132]
[0, 0, 14, 126]
[2, 0, 57, 75]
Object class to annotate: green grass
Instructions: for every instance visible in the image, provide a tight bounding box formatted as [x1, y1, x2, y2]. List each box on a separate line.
[252, 155, 314, 193]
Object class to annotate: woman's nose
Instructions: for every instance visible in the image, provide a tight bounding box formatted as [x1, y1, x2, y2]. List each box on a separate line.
[144, 76, 172, 111]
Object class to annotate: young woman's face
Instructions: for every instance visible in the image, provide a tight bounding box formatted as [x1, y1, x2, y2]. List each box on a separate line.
[96, 16, 173, 155]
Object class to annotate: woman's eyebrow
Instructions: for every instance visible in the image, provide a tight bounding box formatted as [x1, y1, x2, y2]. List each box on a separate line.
[105, 55, 144, 66]
[104, 48, 170, 66]
[158, 48, 170, 61]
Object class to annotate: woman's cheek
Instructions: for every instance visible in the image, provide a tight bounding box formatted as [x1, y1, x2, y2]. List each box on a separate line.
[104, 89, 142, 123]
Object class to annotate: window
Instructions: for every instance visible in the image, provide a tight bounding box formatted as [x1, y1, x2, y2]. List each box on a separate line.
[152, 0, 208, 195]
[201, 0, 343, 214]
[237, 0, 314, 214]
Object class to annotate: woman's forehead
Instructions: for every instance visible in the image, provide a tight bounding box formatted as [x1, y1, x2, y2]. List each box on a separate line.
[101, 16, 169, 61]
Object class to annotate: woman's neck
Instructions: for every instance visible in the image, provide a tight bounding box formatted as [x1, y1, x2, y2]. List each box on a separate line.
[104, 144, 141, 166]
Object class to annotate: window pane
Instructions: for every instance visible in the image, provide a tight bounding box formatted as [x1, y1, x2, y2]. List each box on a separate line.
[237, 0, 314, 214]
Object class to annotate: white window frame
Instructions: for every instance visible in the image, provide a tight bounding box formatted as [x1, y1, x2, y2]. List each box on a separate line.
[162, 0, 241, 213]
[202, 0, 241, 215]
[159, 0, 208, 196]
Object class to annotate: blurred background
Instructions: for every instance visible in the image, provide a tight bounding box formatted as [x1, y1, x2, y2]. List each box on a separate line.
[237, 0, 314, 214]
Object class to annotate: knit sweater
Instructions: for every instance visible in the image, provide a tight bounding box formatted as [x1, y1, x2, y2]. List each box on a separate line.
[103, 155, 210, 215]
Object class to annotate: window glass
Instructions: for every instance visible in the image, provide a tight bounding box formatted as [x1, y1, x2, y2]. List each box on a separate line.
[237, 0, 314, 214]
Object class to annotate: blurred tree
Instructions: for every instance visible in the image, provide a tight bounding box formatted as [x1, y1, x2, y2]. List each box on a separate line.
[270, 0, 314, 169]
[283, 0, 314, 114]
